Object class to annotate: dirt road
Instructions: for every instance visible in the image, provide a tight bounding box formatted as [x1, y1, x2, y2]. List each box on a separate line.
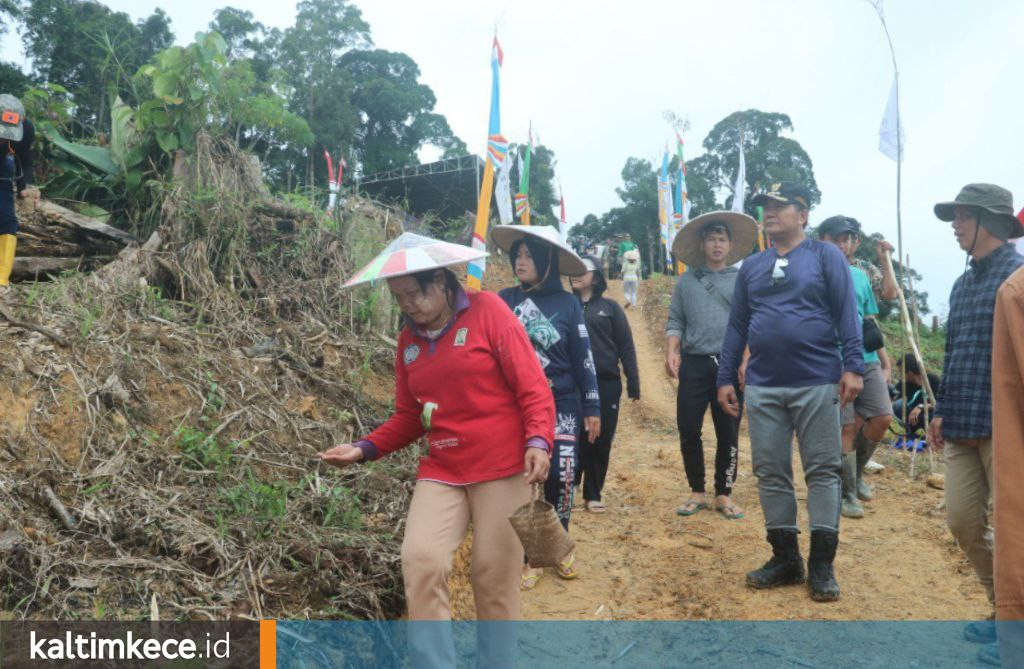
[454, 279, 989, 621]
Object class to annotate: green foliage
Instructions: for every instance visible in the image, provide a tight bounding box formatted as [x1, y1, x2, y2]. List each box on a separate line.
[221, 472, 291, 529]
[23, 0, 174, 135]
[579, 109, 823, 274]
[177, 425, 235, 471]
[134, 31, 229, 154]
[691, 109, 822, 216]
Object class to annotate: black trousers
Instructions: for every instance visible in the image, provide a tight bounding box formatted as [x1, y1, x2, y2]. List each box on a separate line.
[575, 377, 622, 502]
[677, 353, 742, 497]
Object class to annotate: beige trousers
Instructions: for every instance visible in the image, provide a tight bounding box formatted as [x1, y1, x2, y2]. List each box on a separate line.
[945, 438, 995, 604]
[401, 474, 530, 621]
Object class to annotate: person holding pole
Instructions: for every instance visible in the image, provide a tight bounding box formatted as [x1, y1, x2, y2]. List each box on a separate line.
[929, 184, 1024, 650]
[717, 182, 864, 602]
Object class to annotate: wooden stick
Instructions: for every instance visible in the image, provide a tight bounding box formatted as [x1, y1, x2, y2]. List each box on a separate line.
[41, 484, 76, 530]
[905, 257, 937, 472]
[0, 305, 70, 347]
[880, 249, 935, 478]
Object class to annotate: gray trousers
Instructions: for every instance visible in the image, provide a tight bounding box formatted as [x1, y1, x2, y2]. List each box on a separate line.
[745, 384, 842, 533]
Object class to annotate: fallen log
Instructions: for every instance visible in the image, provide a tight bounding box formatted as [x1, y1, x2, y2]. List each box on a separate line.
[35, 200, 137, 244]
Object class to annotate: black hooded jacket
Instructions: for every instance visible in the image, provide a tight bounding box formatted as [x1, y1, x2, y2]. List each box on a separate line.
[575, 260, 640, 399]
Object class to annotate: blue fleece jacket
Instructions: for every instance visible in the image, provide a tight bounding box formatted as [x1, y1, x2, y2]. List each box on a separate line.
[499, 284, 601, 418]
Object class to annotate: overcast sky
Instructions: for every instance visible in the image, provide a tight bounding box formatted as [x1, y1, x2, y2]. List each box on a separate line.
[4, 0, 1022, 315]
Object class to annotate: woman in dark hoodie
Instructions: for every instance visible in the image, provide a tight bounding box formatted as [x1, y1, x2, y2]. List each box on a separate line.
[491, 225, 601, 589]
[571, 256, 640, 512]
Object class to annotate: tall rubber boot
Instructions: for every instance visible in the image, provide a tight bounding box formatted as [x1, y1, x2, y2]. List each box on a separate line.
[746, 528, 806, 589]
[0, 234, 15, 286]
[854, 431, 878, 501]
[841, 452, 864, 518]
[808, 529, 840, 601]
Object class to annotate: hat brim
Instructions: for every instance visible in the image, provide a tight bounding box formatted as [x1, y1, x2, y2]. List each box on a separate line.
[934, 202, 1024, 237]
[671, 211, 759, 268]
[933, 201, 957, 222]
[750, 193, 790, 208]
[490, 225, 587, 276]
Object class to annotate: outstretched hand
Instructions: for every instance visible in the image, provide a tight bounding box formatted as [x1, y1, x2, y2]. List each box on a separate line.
[318, 443, 364, 469]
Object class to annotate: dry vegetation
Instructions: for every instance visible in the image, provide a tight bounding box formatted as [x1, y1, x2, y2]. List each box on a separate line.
[0, 136, 425, 621]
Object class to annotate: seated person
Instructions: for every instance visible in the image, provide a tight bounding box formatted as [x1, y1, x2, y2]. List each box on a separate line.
[893, 353, 941, 434]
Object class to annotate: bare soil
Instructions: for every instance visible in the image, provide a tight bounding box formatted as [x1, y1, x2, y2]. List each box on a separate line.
[452, 278, 989, 621]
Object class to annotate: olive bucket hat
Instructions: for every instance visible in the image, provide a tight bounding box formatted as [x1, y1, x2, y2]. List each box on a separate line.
[934, 183, 1024, 240]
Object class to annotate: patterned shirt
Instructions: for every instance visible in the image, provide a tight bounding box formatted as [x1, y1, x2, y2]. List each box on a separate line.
[935, 243, 1024, 439]
[853, 259, 885, 299]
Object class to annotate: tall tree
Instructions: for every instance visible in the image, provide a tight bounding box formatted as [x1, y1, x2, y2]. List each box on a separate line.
[23, 0, 173, 135]
[341, 49, 464, 174]
[696, 109, 821, 213]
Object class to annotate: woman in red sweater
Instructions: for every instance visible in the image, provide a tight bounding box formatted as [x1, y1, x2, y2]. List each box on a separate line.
[320, 233, 555, 633]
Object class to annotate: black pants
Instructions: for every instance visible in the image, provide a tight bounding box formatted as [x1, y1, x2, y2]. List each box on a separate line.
[677, 353, 742, 497]
[575, 377, 622, 502]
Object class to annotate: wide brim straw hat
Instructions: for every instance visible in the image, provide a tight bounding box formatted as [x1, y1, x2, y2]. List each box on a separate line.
[343, 231, 487, 288]
[671, 210, 759, 268]
[489, 224, 588, 276]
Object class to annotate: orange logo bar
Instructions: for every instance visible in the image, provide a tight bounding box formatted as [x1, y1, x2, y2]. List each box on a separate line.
[1, 111, 20, 125]
[259, 619, 276, 668]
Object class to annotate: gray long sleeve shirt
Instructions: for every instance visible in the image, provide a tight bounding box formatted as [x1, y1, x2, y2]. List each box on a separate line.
[665, 266, 738, 355]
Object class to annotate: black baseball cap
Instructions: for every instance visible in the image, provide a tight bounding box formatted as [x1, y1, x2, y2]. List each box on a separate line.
[817, 215, 861, 239]
[751, 181, 812, 210]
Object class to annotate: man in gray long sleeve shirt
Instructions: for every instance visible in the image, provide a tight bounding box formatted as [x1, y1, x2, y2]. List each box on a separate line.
[666, 211, 758, 522]
[716, 182, 864, 604]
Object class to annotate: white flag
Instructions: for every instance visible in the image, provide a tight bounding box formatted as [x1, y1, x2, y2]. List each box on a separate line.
[495, 154, 513, 224]
[731, 140, 746, 212]
[879, 75, 905, 162]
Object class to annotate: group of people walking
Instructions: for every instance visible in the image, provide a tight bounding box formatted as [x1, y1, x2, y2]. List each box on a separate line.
[320, 179, 1024, 668]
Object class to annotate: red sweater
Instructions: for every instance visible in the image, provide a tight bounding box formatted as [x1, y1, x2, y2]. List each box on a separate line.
[363, 290, 555, 486]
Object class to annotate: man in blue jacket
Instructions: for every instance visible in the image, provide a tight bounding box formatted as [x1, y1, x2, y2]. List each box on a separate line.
[717, 182, 864, 602]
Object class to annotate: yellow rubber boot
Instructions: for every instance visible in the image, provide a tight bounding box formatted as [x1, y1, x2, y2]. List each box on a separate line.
[0, 234, 16, 286]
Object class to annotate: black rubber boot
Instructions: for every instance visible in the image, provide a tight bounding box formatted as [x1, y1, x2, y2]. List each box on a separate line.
[808, 529, 840, 602]
[746, 529, 806, 589]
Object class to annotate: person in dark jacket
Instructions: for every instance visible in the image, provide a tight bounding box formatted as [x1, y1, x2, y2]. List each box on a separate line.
[570, 255, 640, 512]
[0, 94, 40, 288]
[491, 224, 600, 589]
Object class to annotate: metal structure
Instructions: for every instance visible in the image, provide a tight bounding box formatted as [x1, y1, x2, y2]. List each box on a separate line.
[357, 155, 484, 222]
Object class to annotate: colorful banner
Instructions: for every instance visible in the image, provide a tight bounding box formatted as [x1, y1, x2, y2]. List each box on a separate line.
[467, 36, 505, 290]
[558, 184, 567, 242]
[657, 145, 672, 270]
[517, 126, 533, 225]
[731, 135, 746, 213]
[673, 134, 688, 274]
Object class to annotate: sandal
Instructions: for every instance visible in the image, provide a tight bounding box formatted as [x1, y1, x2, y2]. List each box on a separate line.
[520, 568, 543, 591]
[555, 552, 580, 580]
[714, 503, 744, 520]
[586, 500, 606, 513]
[675, 500, 708, 516]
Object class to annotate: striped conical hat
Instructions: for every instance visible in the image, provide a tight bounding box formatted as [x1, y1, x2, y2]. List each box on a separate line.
[343, 232, 487, 288]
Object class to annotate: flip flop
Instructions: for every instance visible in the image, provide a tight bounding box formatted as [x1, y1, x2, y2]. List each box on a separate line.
[586, 500, 606, 513]
[675, 501, 708, 516]
[520, 569, 543, 591]
[556, 552, 580, 580]
[715, 503, 744, 520]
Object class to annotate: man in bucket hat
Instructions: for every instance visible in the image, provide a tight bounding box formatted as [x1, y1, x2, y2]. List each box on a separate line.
[666, 210, 757, 521]
[717, 181, 864, 602]
[929, 184, 1024, 656]
[0, 94, 40, 290]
